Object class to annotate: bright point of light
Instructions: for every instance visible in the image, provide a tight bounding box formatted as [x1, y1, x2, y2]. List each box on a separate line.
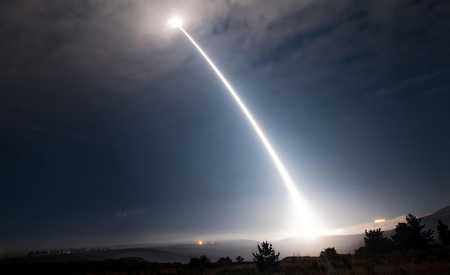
[175, 25, 324, 239]
[197, 240, 204, 246]
[168, 16, 183, 29]
[374, 219, 386, 224]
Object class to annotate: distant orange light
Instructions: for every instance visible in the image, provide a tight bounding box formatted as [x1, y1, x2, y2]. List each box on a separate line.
[374, 219, 386, 224]
[197, 240, 203, 246]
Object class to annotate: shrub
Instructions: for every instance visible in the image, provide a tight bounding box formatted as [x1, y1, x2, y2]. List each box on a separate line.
[217, 256, 233, 265]
[437, 220, 450, 246]
[320, 247, 338, 260]
[235, 256, 245, 264]
[364, 228, 394, 255]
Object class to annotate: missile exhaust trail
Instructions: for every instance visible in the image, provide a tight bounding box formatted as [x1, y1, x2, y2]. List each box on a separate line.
[177, 25, 321, 238]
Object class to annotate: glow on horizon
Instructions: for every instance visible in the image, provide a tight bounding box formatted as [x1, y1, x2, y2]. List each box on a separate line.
[168, 17, 323, 239]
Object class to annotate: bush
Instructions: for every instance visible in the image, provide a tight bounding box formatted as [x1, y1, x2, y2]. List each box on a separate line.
[437, 220, 450, 246]
[364, 228, 394, 255]
[320, 247, 338, 260]
[217, 256, 233, 265]
[235, 256, 245, 264]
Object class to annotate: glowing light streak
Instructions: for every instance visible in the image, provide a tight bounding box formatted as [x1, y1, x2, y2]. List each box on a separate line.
[169, 18, 322, 238]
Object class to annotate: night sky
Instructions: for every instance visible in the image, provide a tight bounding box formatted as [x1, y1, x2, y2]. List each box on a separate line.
[1, 0, 450, 250]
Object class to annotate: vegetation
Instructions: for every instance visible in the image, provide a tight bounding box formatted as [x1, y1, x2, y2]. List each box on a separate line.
[320, 247, 351, 270]
[362, 228, 394, 255]
[391, 214, 434, 250]
[216, 256, 233, 265]
[319, 247, 338, 259]
[252, 241, 280, 273]
[235, 255, 245, 264]
[437, 220, 450, 246]
[188, 255, 211, 274]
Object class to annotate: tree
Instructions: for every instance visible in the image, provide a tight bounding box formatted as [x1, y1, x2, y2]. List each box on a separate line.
[364, 228, 394, 255]
[235, 256, 245, 264]
[252, 241, 280, 273]
[437, 220, 450, 246]
[392, 214, 434, 250]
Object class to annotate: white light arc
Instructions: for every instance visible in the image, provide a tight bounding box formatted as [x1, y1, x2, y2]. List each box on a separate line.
[178, 26, 321, 238]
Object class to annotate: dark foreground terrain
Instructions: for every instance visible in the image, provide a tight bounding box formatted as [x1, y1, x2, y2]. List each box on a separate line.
[3, 207, 450, 274]
[2, 251, 450, 275]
